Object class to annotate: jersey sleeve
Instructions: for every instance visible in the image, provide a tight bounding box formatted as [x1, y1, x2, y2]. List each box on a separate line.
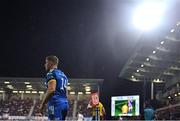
[46, 71, 56, 83]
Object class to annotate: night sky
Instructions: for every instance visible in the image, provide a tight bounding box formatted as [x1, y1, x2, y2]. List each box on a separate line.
[1, 0, 179, 119]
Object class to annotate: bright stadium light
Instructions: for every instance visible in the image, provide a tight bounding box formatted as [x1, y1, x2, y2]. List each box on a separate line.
[70, 92, 75, 95]
[133, 1, 165, 31]
[26, 85, 32, 88]
[85, 92, 91, 94]
[39, 91, 44, 94]
[85, 86, 90, 89]
[168, 96, 171, 99]
[177, 22, 180, 26]
[153, 79, 164, 83]
[78, 92, 83, 95]
[32, 91, 37, 94]
[7, 85, 13, 89]
[4, 81, 10, 84]
[153, 50, 156, 54]
[24, 82, 30, 84]
[160, 41, 164, 44]
[170, 29, 175, 33]
[25, 91, 31, 94]
[19, 91, 24, 93]
[174, 94, 177, 97]
[67, 86, 71, 90]
[13, 91, 18, 93]
[85, 86, 91, 92]
[141, 64, 144, 68]
[146, 58, 150, 61]
[85, 88, 91, 92]
[131, 75, 134, 78]
[136, 69, 140, 72]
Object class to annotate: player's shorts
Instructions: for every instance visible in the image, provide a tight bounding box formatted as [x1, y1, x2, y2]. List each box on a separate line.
[48, 101, 69, 120]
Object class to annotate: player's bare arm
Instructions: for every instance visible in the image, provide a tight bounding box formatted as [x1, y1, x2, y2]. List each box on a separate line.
[40, 79, 56, 114]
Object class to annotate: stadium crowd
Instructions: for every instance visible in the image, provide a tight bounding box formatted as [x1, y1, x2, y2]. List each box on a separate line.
[0, 95, 179, 120]
[155, 99, 180, 120]
[77, 99, 91, 117]
[0, 98, 33, 116]
[0, 97, 90, 117]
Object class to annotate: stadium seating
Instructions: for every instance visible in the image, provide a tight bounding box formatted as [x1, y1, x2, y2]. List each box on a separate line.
[77, 99, 91, 117]
[67, 99, 74, 117]
[156, 99, 180, 120]
[0, 98, 33, 116]
[32, 99, 44, 116]
[0, 94, 98, 121]
[156, 105, 180, 120]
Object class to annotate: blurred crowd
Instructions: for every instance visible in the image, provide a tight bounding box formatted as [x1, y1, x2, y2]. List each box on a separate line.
[0, 98, 33, 116]
[67, 99, 74, 117]
[32, 99, 44, 116]
[0, 97, 92, 119]
[77, 99, 91, 117]
[0, 96, 180, 120]
[155, 102, 180, 120]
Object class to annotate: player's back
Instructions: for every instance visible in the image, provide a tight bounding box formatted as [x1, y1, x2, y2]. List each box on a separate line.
[46, 68, 68, 104]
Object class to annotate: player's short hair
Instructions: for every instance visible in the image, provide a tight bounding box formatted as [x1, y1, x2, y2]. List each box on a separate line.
[46, 55, 59, 65]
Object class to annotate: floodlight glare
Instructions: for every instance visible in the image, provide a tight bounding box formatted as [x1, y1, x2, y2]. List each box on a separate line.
[146, 58, 150, 61]
[170, 29, 175, 33]
[85, 92, 91, 94]
[133, 1, 165, 31]
[160, 41, 164, 44]
[70, 92, 75, 95]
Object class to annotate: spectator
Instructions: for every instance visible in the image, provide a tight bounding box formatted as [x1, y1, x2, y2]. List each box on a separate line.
[87, 100, 106, 120]
[144, 101, 155, 121]
[77, 111, 84, 121]
[0, 98, 33, 116]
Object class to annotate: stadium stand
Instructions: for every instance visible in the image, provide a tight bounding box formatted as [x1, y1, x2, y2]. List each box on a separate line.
[0, 77, 103, 120]
[76, 96, 91, 117]
[119, 21, 180, 120]
[0, 98, 33, 116]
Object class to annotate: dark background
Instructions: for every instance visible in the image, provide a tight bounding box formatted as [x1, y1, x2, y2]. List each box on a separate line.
[1, 0, 179, 119]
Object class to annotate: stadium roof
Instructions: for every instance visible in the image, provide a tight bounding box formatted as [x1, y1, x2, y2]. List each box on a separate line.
[0, 77, 103, 94]
[119, 21, 180, 83]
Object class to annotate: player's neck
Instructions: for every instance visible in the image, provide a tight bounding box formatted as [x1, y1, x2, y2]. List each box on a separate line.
[49, 66, 57, 71]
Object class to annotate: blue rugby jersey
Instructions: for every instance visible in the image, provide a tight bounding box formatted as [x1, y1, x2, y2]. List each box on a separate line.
[45, 68, 68, 104]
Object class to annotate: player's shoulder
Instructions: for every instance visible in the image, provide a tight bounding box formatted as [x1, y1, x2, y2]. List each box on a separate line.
[46, 69, 58, 77]
[52, 68, 61, 75]
[46, 70, 54, 76]
[52, 69, 67, 77]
